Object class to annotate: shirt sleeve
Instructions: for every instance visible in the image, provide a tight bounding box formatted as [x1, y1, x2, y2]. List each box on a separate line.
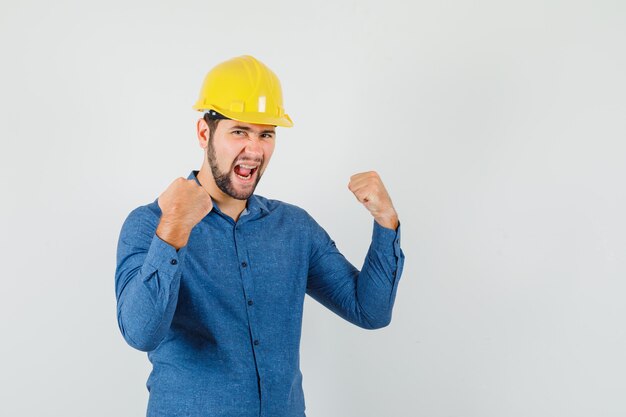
[114, 206, 186, 351]
[306, 217, 405, 329]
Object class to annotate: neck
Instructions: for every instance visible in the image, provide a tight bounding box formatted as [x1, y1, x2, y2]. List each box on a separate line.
[197, 163, 248, 222]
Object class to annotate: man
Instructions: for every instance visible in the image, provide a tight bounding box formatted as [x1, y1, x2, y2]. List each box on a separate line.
[115, 55, 405, 417]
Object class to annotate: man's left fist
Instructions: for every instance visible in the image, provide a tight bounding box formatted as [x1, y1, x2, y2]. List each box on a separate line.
[348, 171, 399, 230]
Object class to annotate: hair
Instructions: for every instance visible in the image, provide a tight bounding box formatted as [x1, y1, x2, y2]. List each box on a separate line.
[203, 113, 222, 144]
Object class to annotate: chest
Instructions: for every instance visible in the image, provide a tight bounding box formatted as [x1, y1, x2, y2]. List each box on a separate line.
[180, 217, 310, 307]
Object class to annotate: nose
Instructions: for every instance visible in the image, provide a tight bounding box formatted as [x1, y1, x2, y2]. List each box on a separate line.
[244, 135, 264, 155]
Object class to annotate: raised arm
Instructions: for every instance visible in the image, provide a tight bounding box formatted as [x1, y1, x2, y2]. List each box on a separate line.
[114, 177, 212, 351]
[306, 171, 405, 329]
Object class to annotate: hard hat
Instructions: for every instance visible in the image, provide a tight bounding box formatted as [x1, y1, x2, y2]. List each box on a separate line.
[192, 55, 293, 127]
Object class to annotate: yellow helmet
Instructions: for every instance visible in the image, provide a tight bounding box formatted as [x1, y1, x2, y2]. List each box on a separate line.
[192, 55, 293, 127]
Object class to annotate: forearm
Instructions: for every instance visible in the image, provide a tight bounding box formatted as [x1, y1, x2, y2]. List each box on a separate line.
[307, 218, 404, 330]
[117, 264, 181, 351]
[374, 209, 399, 231]
[352, 220, 404, 328]
[156, 216, 193, 250]
[116, 213, 185, 351]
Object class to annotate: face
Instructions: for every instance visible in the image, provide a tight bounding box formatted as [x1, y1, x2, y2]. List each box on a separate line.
[206, 119, 276, 200]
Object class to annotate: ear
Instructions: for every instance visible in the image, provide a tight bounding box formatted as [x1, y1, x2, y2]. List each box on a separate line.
[197, 117, 209, 149]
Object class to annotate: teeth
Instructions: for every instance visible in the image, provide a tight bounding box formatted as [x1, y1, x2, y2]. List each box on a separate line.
[238, 164, 258, 169]
[236, 173, 252, 180]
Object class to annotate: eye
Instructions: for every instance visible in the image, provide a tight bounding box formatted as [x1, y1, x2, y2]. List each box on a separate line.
[230, 129, 248, 138]
[261, 133, 275, 140]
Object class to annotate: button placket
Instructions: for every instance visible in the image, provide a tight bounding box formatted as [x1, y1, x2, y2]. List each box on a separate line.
[233, 226, 261, 354]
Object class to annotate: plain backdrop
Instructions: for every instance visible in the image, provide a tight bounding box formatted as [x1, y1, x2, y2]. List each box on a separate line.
[1, 0, 625, 416]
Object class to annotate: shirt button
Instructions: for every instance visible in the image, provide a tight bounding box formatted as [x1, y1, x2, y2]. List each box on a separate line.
[170, 259, 178, 265]
[248, 300, 254, 306]
[392, 271, 396, 277]
[241, 262, 248, 268]
[253, 339, 260, 346]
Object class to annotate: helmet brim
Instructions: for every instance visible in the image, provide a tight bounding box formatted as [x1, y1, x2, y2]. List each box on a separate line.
[193, 104, 293, 128]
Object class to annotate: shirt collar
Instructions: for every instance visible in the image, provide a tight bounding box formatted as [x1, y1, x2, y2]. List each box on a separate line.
[187, 170, 269, 215]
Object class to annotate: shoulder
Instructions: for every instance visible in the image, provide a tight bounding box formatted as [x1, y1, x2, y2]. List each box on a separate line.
[117, 199, 162, 246]
[121, 199, 162, 231]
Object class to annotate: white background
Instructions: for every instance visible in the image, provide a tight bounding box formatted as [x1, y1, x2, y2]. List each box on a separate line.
[1, 0, 625, 416]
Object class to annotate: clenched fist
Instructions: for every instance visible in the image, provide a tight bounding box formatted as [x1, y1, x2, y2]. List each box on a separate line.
[348, 171, 399, 230]
[156, 178, 213, 249]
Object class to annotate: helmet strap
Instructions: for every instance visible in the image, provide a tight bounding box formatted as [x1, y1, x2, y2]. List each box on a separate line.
[203, 110, 230, 120]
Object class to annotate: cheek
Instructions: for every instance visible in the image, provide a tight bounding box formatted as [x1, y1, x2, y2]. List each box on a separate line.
[211, 138, 231, 157]
[222, 143, 246, 161]
[263, 143, 276, 162]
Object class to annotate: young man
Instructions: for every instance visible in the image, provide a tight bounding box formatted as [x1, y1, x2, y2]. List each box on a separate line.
[115, 55, 405, 417]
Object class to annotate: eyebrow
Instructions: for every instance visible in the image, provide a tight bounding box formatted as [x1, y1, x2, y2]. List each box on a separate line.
[231, 125, 276, 135]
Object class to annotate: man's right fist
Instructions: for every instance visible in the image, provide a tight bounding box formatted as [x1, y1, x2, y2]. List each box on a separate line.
[156, 178, 213, 249]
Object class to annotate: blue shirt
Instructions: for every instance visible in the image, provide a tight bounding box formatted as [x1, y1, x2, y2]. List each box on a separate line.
[115, 171, 405, 417]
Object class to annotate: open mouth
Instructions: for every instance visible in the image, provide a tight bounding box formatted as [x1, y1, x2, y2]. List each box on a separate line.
[233, 163, 259, 181]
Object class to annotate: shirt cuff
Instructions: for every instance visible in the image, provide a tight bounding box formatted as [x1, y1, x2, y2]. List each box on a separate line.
[144, 233, 184, 276]
[371, 220, 402, 258]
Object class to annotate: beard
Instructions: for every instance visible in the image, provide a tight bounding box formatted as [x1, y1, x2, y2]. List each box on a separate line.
[207, 142, 264, 200]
